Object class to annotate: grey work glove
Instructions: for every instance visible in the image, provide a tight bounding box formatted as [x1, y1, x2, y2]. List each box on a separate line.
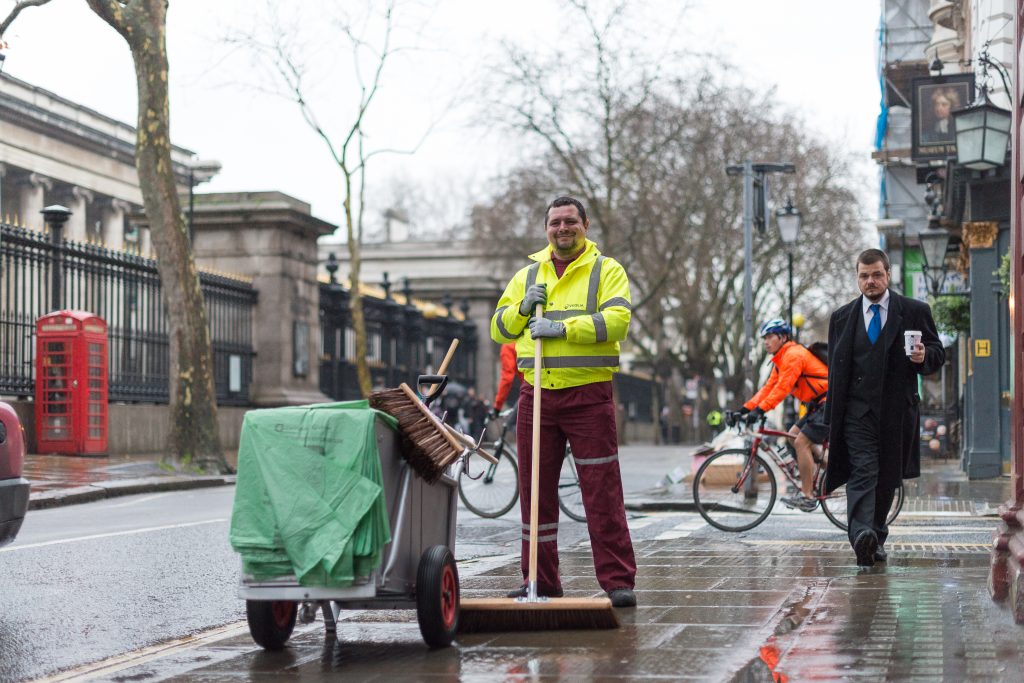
[519, 283, 548, 316]
[528, 317, 566, 339]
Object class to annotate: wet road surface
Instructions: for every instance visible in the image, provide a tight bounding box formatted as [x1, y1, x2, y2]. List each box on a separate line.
[16, 493, 1020, 682]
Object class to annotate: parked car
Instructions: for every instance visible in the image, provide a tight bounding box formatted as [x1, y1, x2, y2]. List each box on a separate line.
[0, 401, 30, 547]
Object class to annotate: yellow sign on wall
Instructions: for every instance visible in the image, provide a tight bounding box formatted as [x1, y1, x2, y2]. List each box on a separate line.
[975, 339, 991, 358]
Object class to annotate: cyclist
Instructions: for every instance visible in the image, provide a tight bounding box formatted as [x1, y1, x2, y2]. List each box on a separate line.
[732, 318, 828, 512]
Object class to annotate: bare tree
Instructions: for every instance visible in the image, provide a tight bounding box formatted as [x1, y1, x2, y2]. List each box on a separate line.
[228, 0, 434, 397]
[2, 0, 227, 472]
[472, 1, 865, 430]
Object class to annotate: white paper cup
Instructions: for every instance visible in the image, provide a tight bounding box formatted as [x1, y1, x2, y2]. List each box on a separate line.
[904, 330, 922, 356]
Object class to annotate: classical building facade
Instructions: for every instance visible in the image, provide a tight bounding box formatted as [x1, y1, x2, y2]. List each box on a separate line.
[0, 72, 195, 251]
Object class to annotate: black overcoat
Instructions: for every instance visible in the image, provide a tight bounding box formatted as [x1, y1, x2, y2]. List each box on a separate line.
[823, 291, 945, 493]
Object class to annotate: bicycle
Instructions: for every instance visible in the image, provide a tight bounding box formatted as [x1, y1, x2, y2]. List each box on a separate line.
[692, 410, 904, 532]
[457, 403, 586, 522]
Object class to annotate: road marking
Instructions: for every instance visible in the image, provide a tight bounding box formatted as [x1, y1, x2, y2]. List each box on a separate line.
[654, 517, 707, 541]
[745, 540, 989, 548]
[32, 620, 275, 682]
[105, 493, 171, 508]
[0, 518, 227, 553]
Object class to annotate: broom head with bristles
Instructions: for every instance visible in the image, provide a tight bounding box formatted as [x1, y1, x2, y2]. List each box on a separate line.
[457, 597, 619, 633]
[369, 383, 463, 483]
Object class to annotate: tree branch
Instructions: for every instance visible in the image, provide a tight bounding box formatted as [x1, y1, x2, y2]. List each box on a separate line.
[0, 0, 52, 38]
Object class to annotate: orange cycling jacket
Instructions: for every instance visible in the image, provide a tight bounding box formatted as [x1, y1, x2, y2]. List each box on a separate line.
[744, 340, 828, 412]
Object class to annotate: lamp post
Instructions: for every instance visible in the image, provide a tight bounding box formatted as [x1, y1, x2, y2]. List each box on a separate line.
[725, 160, 796, 396]
[186, 158, 221, 245]
[775, 198, 802, 332]
[917, 225, 952, 296]
[775, 197, 802, 430]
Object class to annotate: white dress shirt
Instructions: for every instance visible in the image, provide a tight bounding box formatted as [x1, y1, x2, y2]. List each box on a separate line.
[862, 289, 890, 332]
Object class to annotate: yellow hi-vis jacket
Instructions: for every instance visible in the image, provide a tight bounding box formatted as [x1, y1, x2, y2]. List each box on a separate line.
[490, 239, 631, 390]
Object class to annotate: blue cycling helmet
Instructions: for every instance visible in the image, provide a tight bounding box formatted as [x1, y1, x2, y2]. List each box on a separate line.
[758, 318, 791, 338]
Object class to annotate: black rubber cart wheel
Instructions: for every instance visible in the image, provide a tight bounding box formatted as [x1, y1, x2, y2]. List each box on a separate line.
[246, 599, 297, 650]
[416, 545, 460, 648]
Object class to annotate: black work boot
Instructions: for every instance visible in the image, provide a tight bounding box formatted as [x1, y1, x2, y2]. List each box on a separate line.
[607, 588, 637, 608]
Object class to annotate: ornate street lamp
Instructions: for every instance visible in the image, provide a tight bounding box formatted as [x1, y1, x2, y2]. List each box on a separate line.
[918, 225, 951, 295]
[951, 44, 1012, 172]
[951, 90, 1011, 171]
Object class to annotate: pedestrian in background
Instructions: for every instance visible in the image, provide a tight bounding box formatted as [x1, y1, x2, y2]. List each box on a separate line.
[490, 195, 637, 608]
[824, 249, 944, 566]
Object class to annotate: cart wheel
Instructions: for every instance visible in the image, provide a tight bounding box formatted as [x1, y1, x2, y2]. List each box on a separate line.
[246, 600, 297, 650]
[416, 545, 459, 649]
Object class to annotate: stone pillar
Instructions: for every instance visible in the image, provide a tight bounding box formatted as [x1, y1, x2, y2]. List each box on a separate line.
[962, 221, 1004, 478]
[184, 191, 337, 406]
[17, 173, 51, 230]
[64, 187, 94, 243]
[0, 163, 6, 221]
[139, 226, 152, 257]
[100, 199, 129, 250]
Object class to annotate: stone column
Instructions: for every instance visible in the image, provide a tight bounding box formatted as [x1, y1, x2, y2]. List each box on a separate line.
[100, 199, 129, 250]
[0, 164, 6, 222]
[64, 187, 94, 243]
[139, 226, 152, 257]
[17, 173, 51, 230]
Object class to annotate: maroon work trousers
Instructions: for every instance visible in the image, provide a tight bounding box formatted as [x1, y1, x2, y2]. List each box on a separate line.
[515, 380, 636, 593]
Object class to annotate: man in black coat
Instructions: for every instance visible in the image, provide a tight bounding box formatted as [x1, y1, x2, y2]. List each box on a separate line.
[824, 249, 944, 566]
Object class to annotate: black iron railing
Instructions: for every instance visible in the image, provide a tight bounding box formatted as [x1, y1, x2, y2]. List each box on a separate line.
[319, 281, 477, 401]
[0, 221, 257, 404]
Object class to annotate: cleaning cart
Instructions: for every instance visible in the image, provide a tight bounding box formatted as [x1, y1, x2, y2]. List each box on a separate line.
[232, 375, 495, 650]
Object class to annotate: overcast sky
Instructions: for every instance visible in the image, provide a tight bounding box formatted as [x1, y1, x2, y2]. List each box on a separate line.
[1, 0, 882, 233]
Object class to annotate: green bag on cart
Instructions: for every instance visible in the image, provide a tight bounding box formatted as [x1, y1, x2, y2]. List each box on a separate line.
[229, 400, 395, 587]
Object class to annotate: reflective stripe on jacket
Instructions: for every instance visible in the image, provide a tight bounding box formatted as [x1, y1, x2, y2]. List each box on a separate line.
[490, 239, 631, 390]
[744, 340, 828, 412]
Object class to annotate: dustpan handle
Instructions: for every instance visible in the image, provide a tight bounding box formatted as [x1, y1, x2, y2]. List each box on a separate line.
[416, 374, 448, 406]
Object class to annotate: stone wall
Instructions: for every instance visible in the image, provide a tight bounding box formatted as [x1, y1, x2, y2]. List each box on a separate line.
[10, 401, 248, 456]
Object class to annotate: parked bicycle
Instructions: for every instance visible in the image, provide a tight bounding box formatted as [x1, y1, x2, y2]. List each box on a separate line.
[692, 410, 904, 532]
[457, 404, 586, 522]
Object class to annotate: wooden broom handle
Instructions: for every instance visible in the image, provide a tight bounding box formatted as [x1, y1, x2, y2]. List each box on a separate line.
[428, 338, 460, 395]
[528, 304, 543, 590]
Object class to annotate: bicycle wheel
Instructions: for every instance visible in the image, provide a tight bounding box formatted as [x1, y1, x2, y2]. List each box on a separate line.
[458, 447, 519, 518]
[557, 454, 586, 522]
[821, 483, 905, 532]
[693, 449, 777, 532]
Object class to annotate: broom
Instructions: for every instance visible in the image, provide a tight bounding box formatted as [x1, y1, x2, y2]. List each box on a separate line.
[458, 304, 619, 632]
[369, 339, 467, 483]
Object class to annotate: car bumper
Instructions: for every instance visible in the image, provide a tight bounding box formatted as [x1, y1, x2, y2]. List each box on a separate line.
[0, 477, 30, 547]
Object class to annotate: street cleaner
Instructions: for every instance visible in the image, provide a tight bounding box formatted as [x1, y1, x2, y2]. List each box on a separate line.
[732, 318, 829, 512]
[490, 195, 636, 608]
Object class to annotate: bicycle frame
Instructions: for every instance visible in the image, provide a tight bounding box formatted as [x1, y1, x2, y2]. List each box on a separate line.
[728, 416, 827, 498]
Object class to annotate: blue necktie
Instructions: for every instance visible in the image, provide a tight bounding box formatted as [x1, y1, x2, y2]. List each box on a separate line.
[867, 304, 881, 344]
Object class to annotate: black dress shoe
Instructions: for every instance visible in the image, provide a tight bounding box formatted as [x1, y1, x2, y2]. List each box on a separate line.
[607, 588, 636, 608]
[506, 584, 563, 599]
[874, 547, 888, 562]
[854, 530, 878, 567]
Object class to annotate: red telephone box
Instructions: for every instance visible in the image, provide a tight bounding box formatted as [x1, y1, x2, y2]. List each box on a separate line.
[34, 311, 108, 455]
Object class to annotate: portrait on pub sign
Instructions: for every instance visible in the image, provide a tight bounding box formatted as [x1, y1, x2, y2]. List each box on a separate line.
[911, 74, 974, 161]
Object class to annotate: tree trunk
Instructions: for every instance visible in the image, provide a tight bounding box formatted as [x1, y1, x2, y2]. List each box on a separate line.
[342, 182, 372, 397]
[87, 0, 224, 471]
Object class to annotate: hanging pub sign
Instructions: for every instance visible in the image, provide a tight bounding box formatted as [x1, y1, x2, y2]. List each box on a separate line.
[911, 74, 974, 161]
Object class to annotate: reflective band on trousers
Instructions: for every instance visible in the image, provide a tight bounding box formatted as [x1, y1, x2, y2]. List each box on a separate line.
[572, 453, 619, 466]
[517, 355, 620, 369]
[524, 522, 559, 531]
[524, 533, 559, 543]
